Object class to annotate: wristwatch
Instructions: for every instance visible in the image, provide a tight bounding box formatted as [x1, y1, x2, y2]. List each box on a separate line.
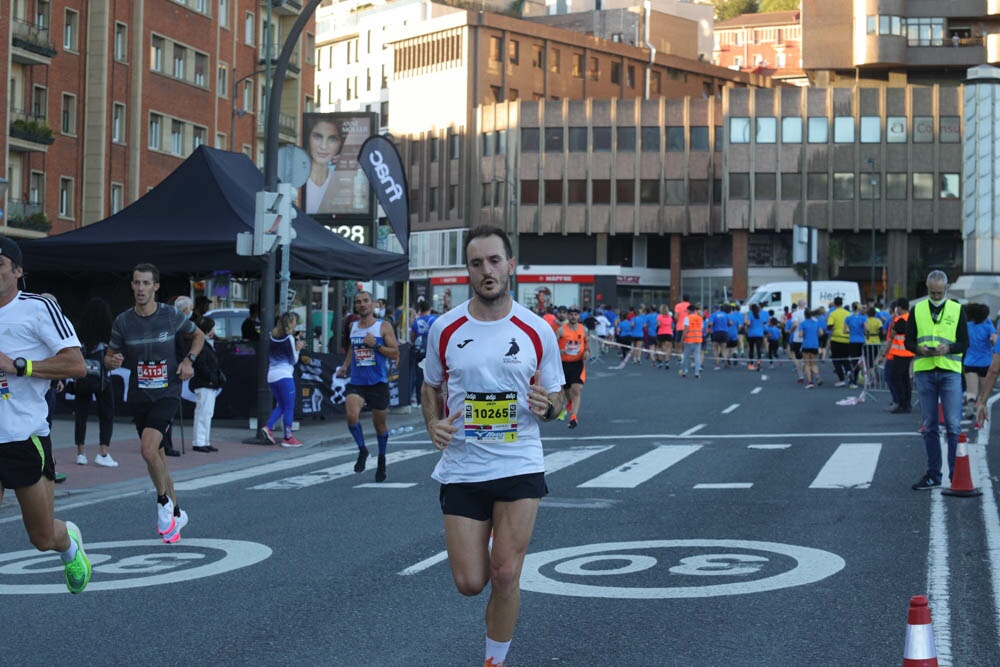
[13, 357, 28, 377]
[186, 353, 198, 363]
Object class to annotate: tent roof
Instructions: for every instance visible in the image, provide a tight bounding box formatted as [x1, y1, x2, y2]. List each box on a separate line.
[18, 146, 409, 280]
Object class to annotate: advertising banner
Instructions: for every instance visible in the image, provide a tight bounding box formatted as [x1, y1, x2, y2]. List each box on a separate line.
[358, 135, 410, 250]
[301, 112, 377, 224]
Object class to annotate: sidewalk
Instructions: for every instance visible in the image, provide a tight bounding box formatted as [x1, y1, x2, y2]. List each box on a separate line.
[44, 406, 428, 497]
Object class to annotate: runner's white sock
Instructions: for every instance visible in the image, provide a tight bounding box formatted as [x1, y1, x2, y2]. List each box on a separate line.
[59, 534, 78, 563]
[485, 637, 510, 666]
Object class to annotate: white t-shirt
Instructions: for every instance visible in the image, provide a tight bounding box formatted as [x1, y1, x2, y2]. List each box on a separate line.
[595, 314, 611, 337]
[790, 308, 806, 342]
[423, 299, 565, 484]
[0, 292, 81, 442]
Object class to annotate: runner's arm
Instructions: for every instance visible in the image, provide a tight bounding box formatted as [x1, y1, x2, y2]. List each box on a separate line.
[376, 320, 400, 362]
[0, 345, 86, 380]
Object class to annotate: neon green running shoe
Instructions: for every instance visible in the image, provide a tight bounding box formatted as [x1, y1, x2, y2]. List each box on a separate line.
[556, 409, 567, 421]
[64, 521, 92, 594]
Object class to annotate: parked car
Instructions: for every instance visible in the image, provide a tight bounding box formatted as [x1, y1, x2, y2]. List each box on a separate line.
[204, 308, 249, 340]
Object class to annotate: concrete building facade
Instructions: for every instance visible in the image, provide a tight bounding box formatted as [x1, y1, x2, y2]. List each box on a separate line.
[712, 10, 807, 85]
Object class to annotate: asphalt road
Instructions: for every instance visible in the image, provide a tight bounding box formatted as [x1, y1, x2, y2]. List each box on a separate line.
[3, 350, 1000, 666]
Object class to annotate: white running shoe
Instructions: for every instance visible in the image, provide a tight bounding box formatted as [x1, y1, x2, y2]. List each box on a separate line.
[162, 509, 189, 544]
[95, 453, 119, 468]
[157, 500, 175, 536]
[75, 453, 87, 465]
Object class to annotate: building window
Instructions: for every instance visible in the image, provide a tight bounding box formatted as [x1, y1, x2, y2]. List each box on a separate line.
[490, 36, 502, 62]
[64, 9, 79, 50]
[149, 113, 162, 149]
[833, 117, 854, 143]
[807, 117, 828, 143]
[215, 132, 225, 149]
[449, 133, 461, 159]
[430, 137, 440, 162]
[509, 39, 519, 64]
[59, 178, 73, 218]
[481, 183, 492, 207]
[940, 173, 960, 199]
[833, 172, 855, 199]
[219, 0, 229, 28]
[592, 180, 611, 204]
[887, 116, 907, 143]
[449, 185, 458, 211]
[588, 56, 599, 81]
[860, 173, 880, 200]
[616, 179, 635, 204]
[860, 116, 881, 143]
[29, 172, 43, 205]
[940, 116, 961, 143]
[114, 22, 128, 61]
[193, 126, 206, 149]
[568, 127, 588, 152]
[756, 117, 777, 143]
[913, 116, 934, 143]
[666, 126, 685, 152]
[730, 117, 751, 144]
[112, 103, 125, 143]
[611, 62, 621, 84]
[550, 48, 560, 73]
[173, 45, 187, 79]
[521, 128, 539, 151]
[521, 180, 539, 204]
[912, 173, 934, 199]
[429, 187, 438, 213]
[151, 35, 164, 71]
[649, 71, 661, 95]
[567, 179, 587, 204]
[755, 173, 776, 200]
[729, 173, 750, 199]
[639, 180, 659, 204]
[807, 173, 828, 200]
[245, 11, 256, 46]
[544, 128, 564, 152]
[640, 126, 659, 152]
[61, 94, 76, 135]
[626, 65, 635, 88]
[782, 117, 802, 143]
[532, 45, 543, 68]
[690, 126, 709, 151]
[665, 180, 685, 205]
[544, 180, 563, 204]
[885, 173, 907, 199]
[217, 64, 228, 96]
[781, 173, 802, 200]
[689, 179, 710, 204]
[111, 183, 123, 214]
[617, 127, 636, 151]
[171, 120, 184, 155]
[572, 53, 584, 78]
[592, 127, 611, 151]
[195, 53, 208, 87]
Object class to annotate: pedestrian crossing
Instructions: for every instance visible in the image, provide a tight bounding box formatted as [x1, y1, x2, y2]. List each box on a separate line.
[239, 440, 895, 492]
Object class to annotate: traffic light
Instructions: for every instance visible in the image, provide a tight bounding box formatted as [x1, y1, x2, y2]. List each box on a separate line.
[253, 190, 281, 255]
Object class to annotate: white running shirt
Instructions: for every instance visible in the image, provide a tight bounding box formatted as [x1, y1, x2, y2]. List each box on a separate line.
[0, 292, 81, 442]
[423, 299, 565, 484]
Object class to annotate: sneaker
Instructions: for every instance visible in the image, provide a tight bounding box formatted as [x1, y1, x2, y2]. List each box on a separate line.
[375, 455, 387, 482]
[806, 383, 815, 389]
[63, 521, 91, 594]
[95, 453, 119, 468]
[556, 409, 567, 421]
[262, 426, 276, 445]
[797, 377, 804, 384]
[679, 370, 686, 378]
[694, 374, 700, 379]
[568, 417, 578, 429]
[157, 500, 176, 536]
[713, 366, 721, 371]
[162, 509, 189, 544]
[54, 472, 67, 483]
[193, 445, 219, 453]
[281, 437, 303, 448]
[849, 383, 858, 389]
[354, 447, 369, 473]
[834, 381, 846, 387]
[75, 453, 87, 466]
[912, 474, 941, 491]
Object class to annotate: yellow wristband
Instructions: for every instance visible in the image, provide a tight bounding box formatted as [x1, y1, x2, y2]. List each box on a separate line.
[25, 360, 32, 377]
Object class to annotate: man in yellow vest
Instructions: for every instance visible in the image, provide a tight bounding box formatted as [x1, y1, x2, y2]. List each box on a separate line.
[905, 270, 969, 491]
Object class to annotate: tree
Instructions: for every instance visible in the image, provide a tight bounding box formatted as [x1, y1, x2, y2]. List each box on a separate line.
[759, 0, 800, 11]
[713, 0, 759, 21]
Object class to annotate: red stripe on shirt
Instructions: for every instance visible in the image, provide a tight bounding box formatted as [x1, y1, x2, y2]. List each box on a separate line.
[438, 315, 469, 402]
[511, 315, 543, 380]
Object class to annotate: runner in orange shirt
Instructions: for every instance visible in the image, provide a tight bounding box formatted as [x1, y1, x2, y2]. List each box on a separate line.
[556, 306, 589, 429]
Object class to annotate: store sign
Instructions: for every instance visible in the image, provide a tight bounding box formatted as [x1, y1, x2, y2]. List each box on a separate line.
[519, 275, 594, 284]
[617, 275, 640, 285]
[430, 276, 469, 285]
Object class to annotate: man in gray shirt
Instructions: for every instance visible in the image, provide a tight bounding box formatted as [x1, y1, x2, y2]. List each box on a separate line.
[105, 263, 204, 543]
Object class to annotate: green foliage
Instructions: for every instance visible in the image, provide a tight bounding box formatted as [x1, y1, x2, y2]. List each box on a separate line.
[10, 118, 55, 140]
[713, 0, 759, 21]
[759, 0, 800, 12]
[8, 212, 52, 233]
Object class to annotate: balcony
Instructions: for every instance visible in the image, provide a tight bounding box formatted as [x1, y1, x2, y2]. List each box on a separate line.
[259, 43, 300, 75]
[8, 110, 54, 151]
[10, 17, 57, 64]
[267, 0, 303, 17]
[5, 201, 51, 233]
[256, 112, 299, 142]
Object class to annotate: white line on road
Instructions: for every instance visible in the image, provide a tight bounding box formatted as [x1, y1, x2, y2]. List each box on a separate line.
[251, 449, 435, 490]
[751, 387, 763, 395]
[976, 394, 1000, 656]
[355, 482, 418, 488]
[578, 445, 700, 489]
[399, 550, 449, 576]
[175, 447, 357, 491]
[693, 483, 753, 489]
[808, 443, 882, 489]
[544, 445, 615, 474]
[721, 404, 740, 415]
[679, 424, 705, 437]
[927, 432, 952, 665]
[748, 444, 791, 450]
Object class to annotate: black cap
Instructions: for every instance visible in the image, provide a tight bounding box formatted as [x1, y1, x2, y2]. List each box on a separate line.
[0, 235, 22, 267]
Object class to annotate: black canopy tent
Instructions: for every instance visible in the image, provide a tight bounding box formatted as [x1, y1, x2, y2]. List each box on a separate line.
[18, 145, 409, 280]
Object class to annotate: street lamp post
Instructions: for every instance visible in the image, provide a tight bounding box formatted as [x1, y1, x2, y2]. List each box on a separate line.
[866, 158, 877, 301]
[230, 68, 266, 152]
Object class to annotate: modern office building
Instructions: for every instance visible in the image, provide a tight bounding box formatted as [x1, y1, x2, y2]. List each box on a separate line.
[1, 0, 315, 240]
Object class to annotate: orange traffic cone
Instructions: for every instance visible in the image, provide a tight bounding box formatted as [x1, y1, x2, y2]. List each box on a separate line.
[902, 595, 938, 667]
[942, 438, 982, 497]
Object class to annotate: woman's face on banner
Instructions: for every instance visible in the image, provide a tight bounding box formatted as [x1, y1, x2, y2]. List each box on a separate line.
[309, 121, 345, 165]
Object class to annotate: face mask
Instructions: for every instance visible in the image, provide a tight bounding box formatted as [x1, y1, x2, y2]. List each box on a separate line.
[928, 298, 945, 307]
[373, 308, 383, 317]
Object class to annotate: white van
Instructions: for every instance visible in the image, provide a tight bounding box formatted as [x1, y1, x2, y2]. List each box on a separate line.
[742, 281, 862, 315]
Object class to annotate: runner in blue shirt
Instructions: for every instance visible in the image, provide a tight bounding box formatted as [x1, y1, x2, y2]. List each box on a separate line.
[765, 318, 782, 368]
[726, 307, 741, 367]
[844, 305, 868, 387]
[745, 304, 767, 371]
[963, 303, 995, 413]
[799, 309, 822, 388]
[615, 314, 633, 365]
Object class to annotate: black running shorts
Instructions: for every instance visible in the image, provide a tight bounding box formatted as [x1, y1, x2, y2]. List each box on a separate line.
[346, 382, 390, 411]
[132, 397, 179, 445]
[0, 435, 55, 489]
[439, 472, 548, 521]
[562, 359, 585, 386]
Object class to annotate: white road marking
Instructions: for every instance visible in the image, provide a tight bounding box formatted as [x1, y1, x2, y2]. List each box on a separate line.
[693, 483, 753, 489]
[175, 447, 357, 491]
[354, 483, 418, 488]
[751, 387, 763, 395]
[748, 444, 791, 450]
[251, 449, 434, 490]
[679, 424, 705, 437]
[927, 431, 952, 665]
[399, 550, 449, 576]
[808, 443, 882, 489]
[974, 394, 1000, 650]
[578, 445, 700, 489]
[721, 404, 740, 415]
[544, 445, 615, 473]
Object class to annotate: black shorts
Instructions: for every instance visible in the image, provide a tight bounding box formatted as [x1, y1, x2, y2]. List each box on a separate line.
[346, 382, 390, 411]
[0, 435, 55, 489]
[439, 472, 548, 521]
[726, 340, 738, 348]
[790, 342, 803, 359]
[711, 331, 728, 344]
[818, 333, 829, 347]
[802, 348, 819, 355]
[132, 397, 179, 444]
[617, 335, 633, 346]
[964, 365, 989, 377]
[656, 333, 673, 343]
[562, 359, 586, 386]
